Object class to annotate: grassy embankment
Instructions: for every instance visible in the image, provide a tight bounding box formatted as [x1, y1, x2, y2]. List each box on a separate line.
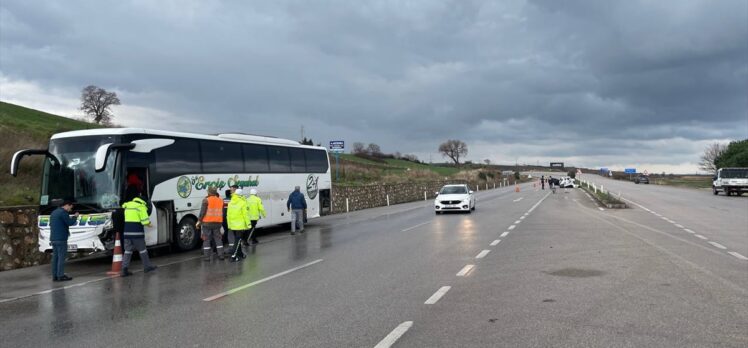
[0, 101, 101, 206]
[333, 153, 478, 185]
[650, 176, 712, 189]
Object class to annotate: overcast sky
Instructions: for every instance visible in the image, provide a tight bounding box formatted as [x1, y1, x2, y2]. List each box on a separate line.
[1, 0, 746, 173]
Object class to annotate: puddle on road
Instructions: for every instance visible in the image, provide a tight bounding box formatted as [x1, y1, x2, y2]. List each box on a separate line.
[544, 268, 605, 278]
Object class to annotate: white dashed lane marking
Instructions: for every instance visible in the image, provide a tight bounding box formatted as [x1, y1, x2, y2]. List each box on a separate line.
[694, 234, 708, 240]
[500, 232, 509, 238]
[674, 224, 684, 229]
[424, 286, 451, 305]
[490, 240, 501, 246]
[514, 220, 521, 224]
[203, 259, 323, 302]
[684, 229, 695, 234]
[456, 264, 475, 277]
[508, 225, 516, 230]
[475, 250, 491, 259]
[708, 242, 727, 250]
[728, 252, 748, 261]
[374, 321, 414, 348]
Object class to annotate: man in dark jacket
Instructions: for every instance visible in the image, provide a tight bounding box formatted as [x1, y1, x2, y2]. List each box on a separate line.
[287, 186, 307, 235]
[50, 198, 78, 281]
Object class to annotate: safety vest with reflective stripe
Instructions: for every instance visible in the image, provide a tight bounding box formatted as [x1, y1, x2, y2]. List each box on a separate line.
[122, 197, 150, 239]
[226, 194, 249, 231]
[247, 195, 266, 221]
[202, 196, 224, 223]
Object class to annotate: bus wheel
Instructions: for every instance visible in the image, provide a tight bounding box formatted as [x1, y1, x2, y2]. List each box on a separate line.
[175, 217, 199, 251]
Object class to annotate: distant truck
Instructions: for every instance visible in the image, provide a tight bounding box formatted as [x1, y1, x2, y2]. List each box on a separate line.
[712, 168, 748, 196]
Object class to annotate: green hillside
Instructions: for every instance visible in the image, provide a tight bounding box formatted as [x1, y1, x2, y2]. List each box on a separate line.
[0, 101, 102, 206]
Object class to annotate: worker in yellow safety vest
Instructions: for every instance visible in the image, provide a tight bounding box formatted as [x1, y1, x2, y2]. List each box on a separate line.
[246, 188, 266, 245]
[197, 186, 225, 261]
[226, 188, 249, 262]
[121, 187, 157, 276]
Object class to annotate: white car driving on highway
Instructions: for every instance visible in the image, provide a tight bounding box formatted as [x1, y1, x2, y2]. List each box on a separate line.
[434, 184, 475, 214]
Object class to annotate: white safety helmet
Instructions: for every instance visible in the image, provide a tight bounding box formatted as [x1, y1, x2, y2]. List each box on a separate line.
[249, 188, 258, 195]
[234, 188, 244, 196]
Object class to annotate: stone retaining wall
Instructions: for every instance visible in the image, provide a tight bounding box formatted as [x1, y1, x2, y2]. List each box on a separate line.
[0, 206, 48, 271]
[331, 180, 505, 213]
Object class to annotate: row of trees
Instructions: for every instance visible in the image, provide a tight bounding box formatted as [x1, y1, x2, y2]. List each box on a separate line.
[700, 140, 748, 173]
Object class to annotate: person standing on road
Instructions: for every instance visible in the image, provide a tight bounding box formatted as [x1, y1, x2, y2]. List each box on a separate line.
[287, 186, 307, 235]
[227, 188, 250, 262]
[197, 187, 224, 261]
[121, 187, 157, 276]
[549, 176, 556, 193]
[221, 185, 239, 255]
[541, 175, 546, 190]
[246, 189, 266, 245]
[49, 198, 78, 282]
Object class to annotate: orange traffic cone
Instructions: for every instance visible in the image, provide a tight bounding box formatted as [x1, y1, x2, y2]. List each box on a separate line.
[107, 232, 123, 275]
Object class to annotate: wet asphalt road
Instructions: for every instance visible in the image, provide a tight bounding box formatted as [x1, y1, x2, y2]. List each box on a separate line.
[0, 176, 746, 347]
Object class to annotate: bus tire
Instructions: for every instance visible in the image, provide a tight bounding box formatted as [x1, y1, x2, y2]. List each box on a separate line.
[175, 216, 200, 251]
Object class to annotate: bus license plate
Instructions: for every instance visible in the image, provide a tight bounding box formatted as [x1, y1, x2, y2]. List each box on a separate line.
[67, 244, 78, 252]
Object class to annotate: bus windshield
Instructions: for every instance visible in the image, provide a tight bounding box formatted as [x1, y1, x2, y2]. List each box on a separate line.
[41, 136, 122, 212]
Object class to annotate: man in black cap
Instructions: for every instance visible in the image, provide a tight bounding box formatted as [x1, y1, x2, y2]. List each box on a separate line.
[49, 198, 79, 281]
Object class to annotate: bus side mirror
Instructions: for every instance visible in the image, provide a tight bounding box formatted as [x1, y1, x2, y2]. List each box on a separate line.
[131, 139, 175, 153]
[95, 143, 114, 172]
[95, 143, 136, 172]
[10, 149, 49, 177]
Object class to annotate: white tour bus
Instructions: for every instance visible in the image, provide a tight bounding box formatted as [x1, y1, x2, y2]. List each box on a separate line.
[10, 128, 332, 253]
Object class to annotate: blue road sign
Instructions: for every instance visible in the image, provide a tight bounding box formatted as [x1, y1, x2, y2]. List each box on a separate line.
[329, 140, 345, 153]
[624, 168, 636, 174]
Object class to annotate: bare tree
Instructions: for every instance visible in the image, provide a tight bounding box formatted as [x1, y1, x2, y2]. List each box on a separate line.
[699, 142, 727, 173]
[80, 85, 121, 125]
[438, 139, 468, 166]
[367, 143, 382, 157]
[352, 142, 366, 154]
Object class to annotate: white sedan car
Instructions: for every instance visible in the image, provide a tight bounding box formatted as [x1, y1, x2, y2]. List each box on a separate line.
[434, 184, 475, 214]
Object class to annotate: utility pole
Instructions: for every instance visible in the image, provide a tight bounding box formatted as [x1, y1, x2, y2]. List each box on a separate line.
[301, 125, 304, 142]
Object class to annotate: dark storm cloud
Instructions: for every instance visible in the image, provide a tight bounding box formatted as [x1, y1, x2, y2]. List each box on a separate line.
[0, 0, 746, 170]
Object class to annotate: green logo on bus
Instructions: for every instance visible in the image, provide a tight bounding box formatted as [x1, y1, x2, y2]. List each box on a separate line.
[177, 176, 192, 198]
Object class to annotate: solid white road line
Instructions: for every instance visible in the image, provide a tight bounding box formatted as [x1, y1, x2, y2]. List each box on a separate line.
[728, 252, 748, 261]
[424, 286, 451, 305]
[476, 250, 491, 259]
[675, 224, 684, 229]
[684, 229, 695, 234]
[500, 231, 509, 238]
[508, 225, 516, 230]
[0, 254, 206, 304]
[456, 264, 475, 277]
[694, 234, 708, 240]
[708, 242, 727, 250]
[203, 259, 323, 302]
[374, 321, 414, 348]
[490, 240, 501, 246]
[401, 221, 431, 232]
